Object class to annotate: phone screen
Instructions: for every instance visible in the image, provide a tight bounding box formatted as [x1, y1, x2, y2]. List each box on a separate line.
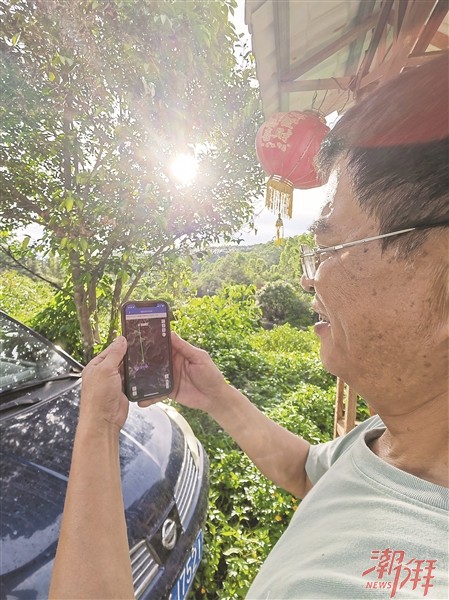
[121, 301, 173, 401]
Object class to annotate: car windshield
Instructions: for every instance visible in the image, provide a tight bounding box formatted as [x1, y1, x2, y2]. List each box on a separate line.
[0, 313, 76, 394]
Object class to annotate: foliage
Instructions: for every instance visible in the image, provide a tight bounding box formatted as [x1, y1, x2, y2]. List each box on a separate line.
[30, 291, 85, 362]
[275, 233, 314, 284]
[193, 244, 282, 295]
[173, 285, 261, 352]
[0, 269, 55, 324]
[170, 290, 338, 598]
[256, 281, 313, 328]
[0, 0, 265, 359]
[180, 381, 336, 599]
[192, 233, 315, 297]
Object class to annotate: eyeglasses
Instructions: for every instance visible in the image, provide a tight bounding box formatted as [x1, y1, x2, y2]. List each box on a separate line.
[300, 221, 449, 281]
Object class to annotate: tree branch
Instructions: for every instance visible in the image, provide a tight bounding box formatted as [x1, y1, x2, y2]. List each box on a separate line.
[0, 245, 63, 291]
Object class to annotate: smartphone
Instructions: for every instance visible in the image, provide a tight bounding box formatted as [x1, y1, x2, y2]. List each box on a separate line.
[121, 300, 174, 401]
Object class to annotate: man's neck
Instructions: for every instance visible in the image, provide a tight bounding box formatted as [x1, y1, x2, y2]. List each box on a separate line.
[370, 391, 448, 488]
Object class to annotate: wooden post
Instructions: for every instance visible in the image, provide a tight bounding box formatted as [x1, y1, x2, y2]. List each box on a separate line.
[344, 386, 357, 433]
[334, 377, 345, 438]
[334, 378, 358, 438]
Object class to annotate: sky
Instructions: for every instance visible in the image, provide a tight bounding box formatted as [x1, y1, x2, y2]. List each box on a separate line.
[231, 0, 328, 246]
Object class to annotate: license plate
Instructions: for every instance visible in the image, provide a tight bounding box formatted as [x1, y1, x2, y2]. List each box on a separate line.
[170, 529, 203, 600]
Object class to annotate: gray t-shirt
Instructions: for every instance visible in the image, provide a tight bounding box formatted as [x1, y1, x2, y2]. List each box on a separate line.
[247, 416, 449, 599]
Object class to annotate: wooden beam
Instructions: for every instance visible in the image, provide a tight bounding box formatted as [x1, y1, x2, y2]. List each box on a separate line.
[357, 47, 447, 93]
[353, 0, 395, 91]
[411, 0, 448, 55]
[430, 29, 449, 50]
[280, 12, 380, 83]
[387, 0, 437, 78]
[281, 77, 352, 93]
[344, 0, 378, 75]
[393, 0, 409, 41]
[405, 49, 449, 66]
[274, 0, 291, 111]
[376, 11, 390, 66]
[319, 88, 353, 116]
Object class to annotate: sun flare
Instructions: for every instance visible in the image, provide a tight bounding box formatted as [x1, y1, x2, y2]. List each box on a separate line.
[170, 153, 199, 186]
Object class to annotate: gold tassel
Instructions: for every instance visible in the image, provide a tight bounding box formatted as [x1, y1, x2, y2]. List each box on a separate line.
[265, 175, 294, 218]
[275, 213, 284, 246]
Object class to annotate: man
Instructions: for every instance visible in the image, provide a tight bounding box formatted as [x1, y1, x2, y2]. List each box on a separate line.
[50, 55, 448, 599]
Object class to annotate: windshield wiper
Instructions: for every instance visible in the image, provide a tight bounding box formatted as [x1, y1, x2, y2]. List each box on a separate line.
[0, 372, 82, 398]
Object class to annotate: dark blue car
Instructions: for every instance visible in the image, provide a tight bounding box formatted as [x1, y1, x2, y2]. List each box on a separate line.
[0, 311, 209, 599]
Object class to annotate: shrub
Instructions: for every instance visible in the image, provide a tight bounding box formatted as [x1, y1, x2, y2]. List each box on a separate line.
[173, 297, 337, 599]
[0, 270, 55, 324]
[256, 281, 313, 328]
[30, 292, 84, 362]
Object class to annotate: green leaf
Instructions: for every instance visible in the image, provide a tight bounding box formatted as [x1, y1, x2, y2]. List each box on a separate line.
[21, 236, 30, 250]
[11, 32, 21, 46]
[222, 547, 240, 556]
[118, 269, 129, 284]
[64, 197, 74, 212]
[48, 71, 56, 82]
[221, 529, 236, 537]
[79, 238, 88, 252]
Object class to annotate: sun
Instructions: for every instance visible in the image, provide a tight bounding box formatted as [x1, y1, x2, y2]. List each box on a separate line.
[170, 153, 199, 186]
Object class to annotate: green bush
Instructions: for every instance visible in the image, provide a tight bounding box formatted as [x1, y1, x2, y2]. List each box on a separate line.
[172, 291, 337, 599]
[250, 323, 317, 354]
[256, 281, 313, 328]
[183, 382, 336, 599]
[30, 292, 84, 362]
[0, 270, 55, 324]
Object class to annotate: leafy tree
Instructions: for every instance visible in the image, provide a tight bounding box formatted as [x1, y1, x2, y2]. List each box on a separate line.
[192, 234, 317, 296]
[0, 0, 264, 360]
[272, 232, 314, 284]
[194, 243, 282, 295]
[256, 281, 313, 328]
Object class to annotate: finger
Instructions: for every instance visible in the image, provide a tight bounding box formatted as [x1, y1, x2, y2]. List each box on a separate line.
[138, 396, 168, 408]
[86, 347, 110, 367]
[101, 336, 127, 369]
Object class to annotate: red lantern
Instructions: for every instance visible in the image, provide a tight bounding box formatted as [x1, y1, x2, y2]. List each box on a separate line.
[255, 111, 330, 218]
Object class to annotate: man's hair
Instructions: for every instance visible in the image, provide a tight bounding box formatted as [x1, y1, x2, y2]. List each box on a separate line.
[317, 53, 449, 255]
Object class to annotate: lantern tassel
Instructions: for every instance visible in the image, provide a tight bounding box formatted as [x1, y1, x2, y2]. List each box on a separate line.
[275, 213, 284, 246]
[265, 175, 294, 218]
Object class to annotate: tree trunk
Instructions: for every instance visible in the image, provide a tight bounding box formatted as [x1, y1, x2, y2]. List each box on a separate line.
[87, 277, 101, 343]
[106, 277, 123, 346]
[69, 250, 95, 362]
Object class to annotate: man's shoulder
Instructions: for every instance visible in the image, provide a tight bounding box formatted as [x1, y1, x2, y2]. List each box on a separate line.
[305, 415, 385, 483]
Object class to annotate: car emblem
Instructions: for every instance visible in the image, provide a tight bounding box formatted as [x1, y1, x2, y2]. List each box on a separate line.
[161, 518, 177, 550]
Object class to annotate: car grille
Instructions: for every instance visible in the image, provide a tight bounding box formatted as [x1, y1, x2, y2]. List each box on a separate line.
[131, 540, 159, 599]
[130, 437, 200, 599]
[174, 438, 200, 525]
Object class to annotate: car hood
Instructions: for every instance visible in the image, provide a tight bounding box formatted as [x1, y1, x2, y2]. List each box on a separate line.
[0, 381, 185, 578]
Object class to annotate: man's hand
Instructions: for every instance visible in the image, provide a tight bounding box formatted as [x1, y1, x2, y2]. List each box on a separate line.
[80, 336, 129, 430]
[139, 332, 228, 412]
[50, 335, 135, 600]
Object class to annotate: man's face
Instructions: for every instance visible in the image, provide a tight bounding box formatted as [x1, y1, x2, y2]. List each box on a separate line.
[303, 167, 447, 405]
